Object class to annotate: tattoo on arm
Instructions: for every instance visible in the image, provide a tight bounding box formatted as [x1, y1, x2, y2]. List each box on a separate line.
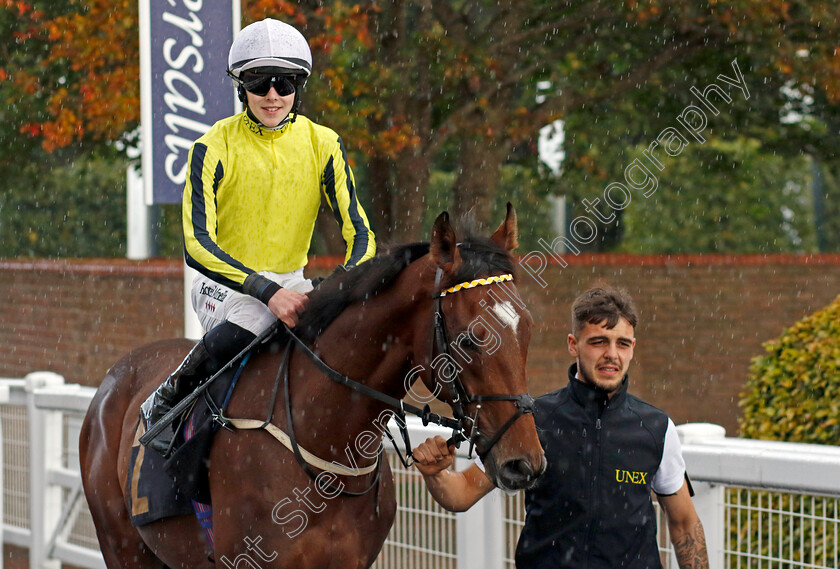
[672, 520, 709, 569]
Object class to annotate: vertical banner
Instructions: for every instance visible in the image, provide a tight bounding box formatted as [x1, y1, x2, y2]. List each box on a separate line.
[140, 0, 240, 204]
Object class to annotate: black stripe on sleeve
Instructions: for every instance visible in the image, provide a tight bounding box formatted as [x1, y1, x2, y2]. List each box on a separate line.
[185, 250, 241, 290]
[322, 156, 344, 230]
[188, 143, 253, 290]
[337, 137, 371, 266]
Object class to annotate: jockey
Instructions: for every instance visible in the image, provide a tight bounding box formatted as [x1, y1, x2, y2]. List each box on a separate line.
[140, 18, 376, 457]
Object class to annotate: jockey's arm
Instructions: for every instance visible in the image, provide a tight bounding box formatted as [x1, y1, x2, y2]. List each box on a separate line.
[413, 436, 495, 512]
[321, 136, 376, 267]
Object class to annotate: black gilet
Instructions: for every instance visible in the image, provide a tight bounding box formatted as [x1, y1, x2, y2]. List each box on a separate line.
[515, 364, 670, 569]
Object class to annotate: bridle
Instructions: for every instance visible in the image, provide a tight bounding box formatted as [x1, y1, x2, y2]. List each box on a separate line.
[431, 272, 535, 460]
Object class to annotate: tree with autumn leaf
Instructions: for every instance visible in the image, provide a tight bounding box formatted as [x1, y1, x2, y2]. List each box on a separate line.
[2, 0, 139, 151]
[240, 0, 840, 245]
[314, 1, 838, 244]
[2, 0, 840, 253]
[0, 0, 140, 256]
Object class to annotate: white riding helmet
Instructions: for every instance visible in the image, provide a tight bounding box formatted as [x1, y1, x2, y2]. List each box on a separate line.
[228, 18, 312, 78]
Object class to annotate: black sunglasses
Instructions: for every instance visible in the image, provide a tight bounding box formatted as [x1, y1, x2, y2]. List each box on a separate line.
[240, 74, 297, 97]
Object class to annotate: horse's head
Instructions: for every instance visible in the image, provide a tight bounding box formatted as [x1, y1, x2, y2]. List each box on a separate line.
[296, 203, 545, 490]
[416, 203, 546, 491]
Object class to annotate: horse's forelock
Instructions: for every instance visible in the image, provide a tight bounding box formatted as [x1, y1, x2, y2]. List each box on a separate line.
[448, 234, 516, 287]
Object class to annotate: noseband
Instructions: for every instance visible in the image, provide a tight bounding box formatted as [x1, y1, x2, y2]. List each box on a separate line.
[433, 272, 535, 460]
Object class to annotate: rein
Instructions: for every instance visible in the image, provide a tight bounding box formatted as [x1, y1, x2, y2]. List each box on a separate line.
[287, 272, 533, 467]
[220, 339, 383, 499]
[222, 272, 534, 497]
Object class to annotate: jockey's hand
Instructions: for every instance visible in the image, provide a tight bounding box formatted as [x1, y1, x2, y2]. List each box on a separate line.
[267, 287, 309, 328]
[413, 436, 457, 477]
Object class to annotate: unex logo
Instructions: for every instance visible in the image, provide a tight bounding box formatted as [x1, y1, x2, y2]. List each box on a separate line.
[615, 470, 648, 485]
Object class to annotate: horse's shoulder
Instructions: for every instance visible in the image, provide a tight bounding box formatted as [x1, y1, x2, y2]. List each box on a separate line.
[120, 338, 195, 367]
[99, 338, 195, 399]
[133, 337, 196, 356]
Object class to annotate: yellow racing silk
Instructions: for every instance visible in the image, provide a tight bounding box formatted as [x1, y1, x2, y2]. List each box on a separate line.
[183, 112, 376, 293]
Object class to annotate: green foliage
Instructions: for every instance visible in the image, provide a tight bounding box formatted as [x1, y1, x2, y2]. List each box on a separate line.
[734, 297, 840, 569]
[815, 159, 840, 252]
[1, 1, 839, 256]
[155, 203, 185, 257]
[285, 0, 840, 240]
[619, 138, 817, 253]
[739, 294, 840, 444]
[0, 152, 128, 257]
[422, 162, 555, 253]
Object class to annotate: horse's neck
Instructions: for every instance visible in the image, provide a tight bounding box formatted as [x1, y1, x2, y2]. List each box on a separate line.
[318, 268, 430, 396]
[287, 277, 428, 459]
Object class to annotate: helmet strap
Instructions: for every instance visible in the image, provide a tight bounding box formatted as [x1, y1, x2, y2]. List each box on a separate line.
[245, 106, 297, 131]
[290, 91, 303, 119]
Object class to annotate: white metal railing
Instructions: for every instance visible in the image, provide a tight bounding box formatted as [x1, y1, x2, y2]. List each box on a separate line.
[678, 424, 840, 569]
[2, 375, 840, 569]
[0, 373, 103, 569]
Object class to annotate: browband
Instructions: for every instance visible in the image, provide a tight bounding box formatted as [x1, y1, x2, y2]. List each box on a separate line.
[439, 274, 513, 297]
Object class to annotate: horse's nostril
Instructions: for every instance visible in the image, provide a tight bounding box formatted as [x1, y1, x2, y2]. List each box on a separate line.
[503, 459, 535, 480]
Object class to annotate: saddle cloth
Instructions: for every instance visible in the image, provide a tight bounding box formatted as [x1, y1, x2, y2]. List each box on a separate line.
[126, 360, 244, 527]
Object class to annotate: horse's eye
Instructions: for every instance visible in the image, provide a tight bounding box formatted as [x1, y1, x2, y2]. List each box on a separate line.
[457, 334, 478, 351]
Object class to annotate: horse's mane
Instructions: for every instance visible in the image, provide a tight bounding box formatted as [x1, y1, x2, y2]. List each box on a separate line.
[296, 233, 516, 342]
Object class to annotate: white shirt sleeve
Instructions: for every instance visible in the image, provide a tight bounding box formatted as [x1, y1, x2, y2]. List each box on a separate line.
[651, 418, 687, 495]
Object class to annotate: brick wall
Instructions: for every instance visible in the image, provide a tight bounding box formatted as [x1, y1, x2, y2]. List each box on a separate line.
[0, 259, 184, 387]
[3, 254, 839, 435]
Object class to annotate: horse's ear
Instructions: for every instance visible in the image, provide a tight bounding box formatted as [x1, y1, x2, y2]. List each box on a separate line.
[490, 202, 519, 252]
[430, 211, 462, 272]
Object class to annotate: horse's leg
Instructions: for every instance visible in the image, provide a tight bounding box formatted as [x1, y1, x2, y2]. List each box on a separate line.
[81, 370, 162, 569]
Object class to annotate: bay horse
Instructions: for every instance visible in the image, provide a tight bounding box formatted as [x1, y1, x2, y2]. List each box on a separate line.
[80, 205, 546, 569]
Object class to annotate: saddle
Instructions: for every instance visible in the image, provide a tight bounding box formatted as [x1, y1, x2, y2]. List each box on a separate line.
[126, 338, 280, 527]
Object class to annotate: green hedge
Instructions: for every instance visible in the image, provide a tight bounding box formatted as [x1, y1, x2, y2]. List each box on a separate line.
[739, 294, 840, 444]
